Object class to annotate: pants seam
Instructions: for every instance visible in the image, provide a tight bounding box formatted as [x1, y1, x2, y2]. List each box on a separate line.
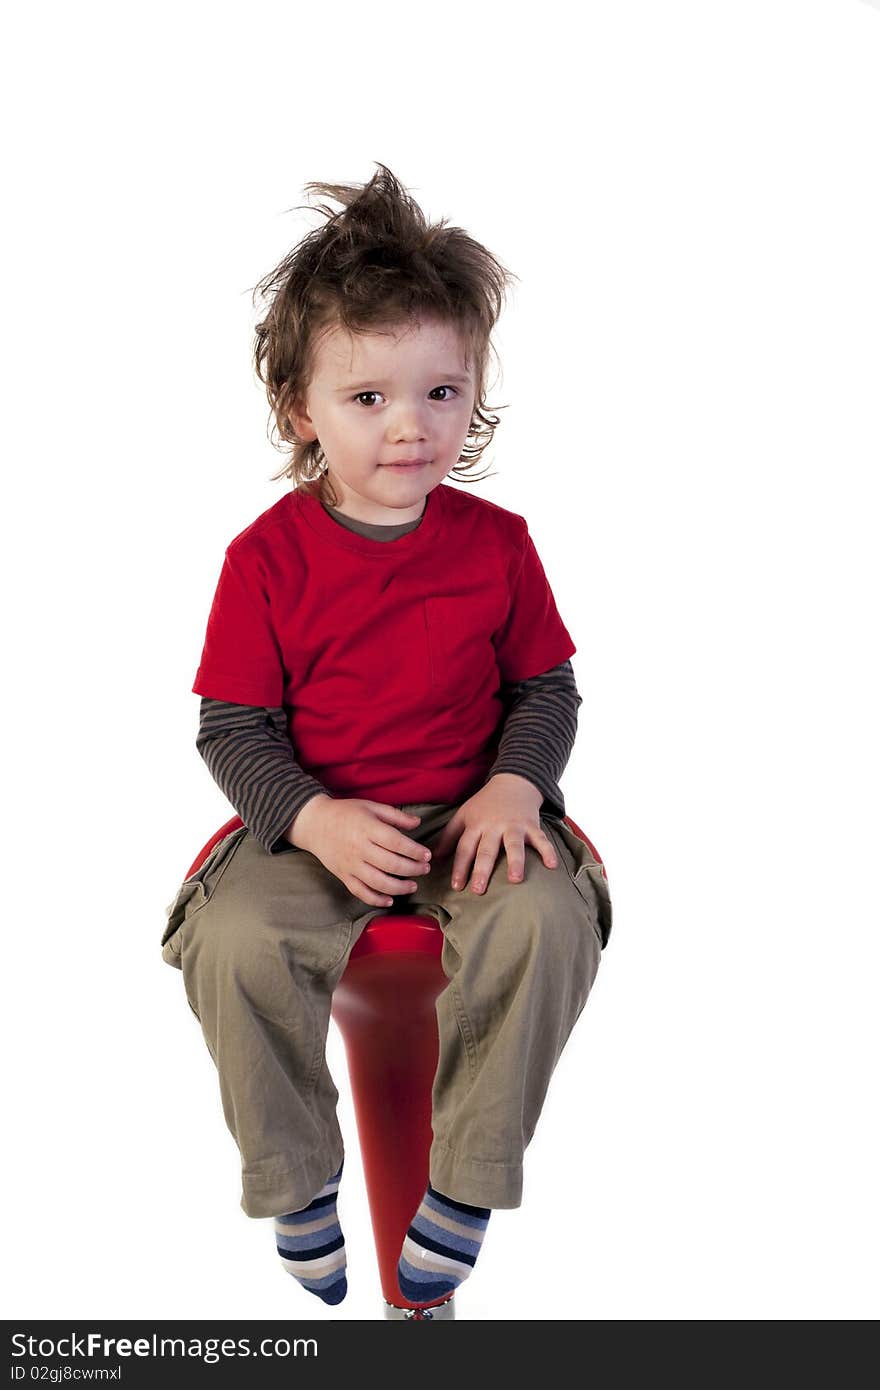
[543, 823, 605, 947]
[302, 997, 324, 1098]
[449, 979, 477, 1086]
[320, 919, 355, 975]
[242, 1146, 337, 1187]
[432, 1139, 522, 1171]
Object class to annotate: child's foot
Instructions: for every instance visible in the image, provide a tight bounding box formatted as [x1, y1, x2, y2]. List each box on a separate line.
[274, 1159, 347, 1305]
[397, 1181, 491, 1303]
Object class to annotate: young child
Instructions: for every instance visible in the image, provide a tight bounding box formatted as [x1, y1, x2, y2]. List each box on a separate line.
[161, 163, 613, 1312]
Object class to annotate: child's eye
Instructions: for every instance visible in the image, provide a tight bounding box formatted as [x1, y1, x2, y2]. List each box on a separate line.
[352, 386, 459, 407]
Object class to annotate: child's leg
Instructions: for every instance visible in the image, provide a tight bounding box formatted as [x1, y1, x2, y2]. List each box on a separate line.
[162, 828, 387, 1220]
[389, 803, 608, 1302]
[432, 811, 604, 1205]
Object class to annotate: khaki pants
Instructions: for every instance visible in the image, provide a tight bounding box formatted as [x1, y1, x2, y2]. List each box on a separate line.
[161, 802, 612, 1219]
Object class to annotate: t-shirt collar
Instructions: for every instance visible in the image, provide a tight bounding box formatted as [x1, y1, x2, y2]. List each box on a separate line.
[293, 481, 445, 556]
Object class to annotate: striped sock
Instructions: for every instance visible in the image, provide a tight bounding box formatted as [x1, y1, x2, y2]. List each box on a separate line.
[397, 1182, 491, 1304]
[274, 1160, 347, 1305]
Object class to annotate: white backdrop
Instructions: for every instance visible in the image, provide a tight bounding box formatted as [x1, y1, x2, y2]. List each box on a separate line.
[3, 0, 878, 1323]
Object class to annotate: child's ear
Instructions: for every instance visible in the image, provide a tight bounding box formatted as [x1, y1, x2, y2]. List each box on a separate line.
[288, 401, 317, 442]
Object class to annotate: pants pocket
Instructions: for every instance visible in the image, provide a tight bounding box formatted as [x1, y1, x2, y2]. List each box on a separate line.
[542, 816, 613, 950]
[161, 824, 250, 965]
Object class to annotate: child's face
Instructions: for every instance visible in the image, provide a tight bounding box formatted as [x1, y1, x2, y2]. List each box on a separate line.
[290, 314, 476, 524]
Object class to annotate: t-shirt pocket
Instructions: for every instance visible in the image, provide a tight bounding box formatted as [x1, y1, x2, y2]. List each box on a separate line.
[423, 590, 508, 699]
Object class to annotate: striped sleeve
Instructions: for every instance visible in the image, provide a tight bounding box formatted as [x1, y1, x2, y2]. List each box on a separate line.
[195, 699, 334, 855]
[485, 660, 582, 819]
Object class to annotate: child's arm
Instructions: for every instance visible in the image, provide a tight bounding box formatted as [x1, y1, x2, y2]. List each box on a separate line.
[195, 698, 431, 906]
[196, 697, 332, 854]
[190, 545, 429, 906]
[431, 519, 580, 892]
[485, 660, 581, 820]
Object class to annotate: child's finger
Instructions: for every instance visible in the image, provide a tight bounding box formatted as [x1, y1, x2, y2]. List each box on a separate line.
[505, 838, 526, 883]
[526, 826, 558, 871]
[450, 839, 477, 891]
[373, 803, 421, 825]
[465, 839, 502, 894]
[347, 875, 396, 908]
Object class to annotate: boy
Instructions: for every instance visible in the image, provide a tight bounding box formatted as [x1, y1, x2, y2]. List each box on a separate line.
[162, 164, 612, 1311]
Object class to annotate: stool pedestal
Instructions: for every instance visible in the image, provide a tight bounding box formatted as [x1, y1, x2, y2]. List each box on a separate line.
[331, 913, 455, 1318]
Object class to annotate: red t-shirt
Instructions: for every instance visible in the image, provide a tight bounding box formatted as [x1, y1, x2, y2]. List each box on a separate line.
[192, 482, 576, 807]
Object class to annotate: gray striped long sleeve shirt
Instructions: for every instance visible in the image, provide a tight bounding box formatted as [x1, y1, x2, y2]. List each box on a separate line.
[194, 499, 583, 854]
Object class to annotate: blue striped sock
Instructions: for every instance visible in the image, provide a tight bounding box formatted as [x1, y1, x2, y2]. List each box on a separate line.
[274, 1160, 347, 1305]
[397, 1182, 491, 1304]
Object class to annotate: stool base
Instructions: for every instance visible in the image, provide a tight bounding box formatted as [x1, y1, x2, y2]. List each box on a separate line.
[383, 1295, 455, 1320]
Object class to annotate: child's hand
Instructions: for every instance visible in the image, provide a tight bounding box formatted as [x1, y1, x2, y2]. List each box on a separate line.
[430, 774, 558, 894]
[289, 795, 434, 908]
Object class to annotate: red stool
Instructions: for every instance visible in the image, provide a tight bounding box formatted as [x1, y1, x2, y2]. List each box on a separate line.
[331, 910, 452, 1318]
[182, 813, 605, 1320]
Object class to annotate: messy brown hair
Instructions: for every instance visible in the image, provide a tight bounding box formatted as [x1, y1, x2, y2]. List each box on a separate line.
[250, 163, 519, 508]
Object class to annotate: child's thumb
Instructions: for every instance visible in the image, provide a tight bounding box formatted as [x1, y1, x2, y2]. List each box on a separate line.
[376, 803, 421, 823]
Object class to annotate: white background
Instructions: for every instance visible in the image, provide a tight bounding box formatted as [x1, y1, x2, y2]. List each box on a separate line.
[3, 0, 878, 1323]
